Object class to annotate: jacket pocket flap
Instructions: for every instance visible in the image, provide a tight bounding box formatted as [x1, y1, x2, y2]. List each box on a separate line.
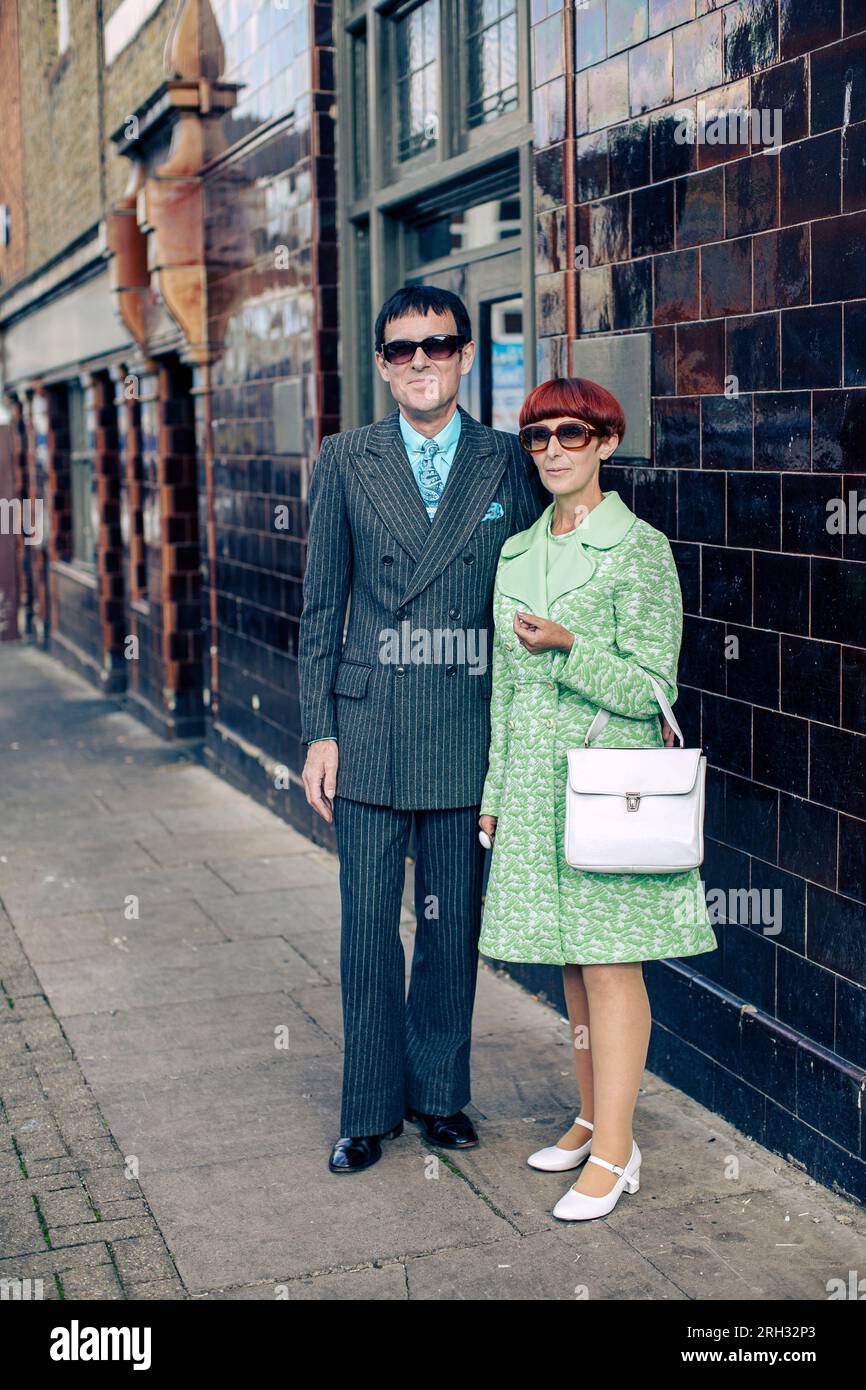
[567, 747, 704, 796]
[333, 660, 372, 698]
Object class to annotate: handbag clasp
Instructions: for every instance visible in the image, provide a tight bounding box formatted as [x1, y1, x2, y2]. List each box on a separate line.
[625, 792, 641, 812]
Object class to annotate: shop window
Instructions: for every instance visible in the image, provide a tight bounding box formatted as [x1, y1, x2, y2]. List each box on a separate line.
[68, 382, 96, 566]
[408, 191, 521, 263]
[464, 0, 518, 128]
[393, 0, 440, 162]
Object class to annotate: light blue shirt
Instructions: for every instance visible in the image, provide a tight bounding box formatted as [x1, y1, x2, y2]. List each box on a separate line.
[399, 407, 462, 518]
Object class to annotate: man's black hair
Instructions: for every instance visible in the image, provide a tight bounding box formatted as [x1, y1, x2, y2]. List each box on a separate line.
[374, 285, 472, 353]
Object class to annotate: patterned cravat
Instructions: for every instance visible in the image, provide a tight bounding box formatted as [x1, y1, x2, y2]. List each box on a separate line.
[417, 437, 445, 511]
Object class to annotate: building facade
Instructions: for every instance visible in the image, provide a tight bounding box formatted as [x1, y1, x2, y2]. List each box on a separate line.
[0, 0, 864, 1203]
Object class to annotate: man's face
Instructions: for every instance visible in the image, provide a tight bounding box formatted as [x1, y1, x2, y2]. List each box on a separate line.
[375, 308, 475, 414]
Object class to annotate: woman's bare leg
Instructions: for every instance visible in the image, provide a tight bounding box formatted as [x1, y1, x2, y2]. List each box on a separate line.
[568, 961, 651, 1197]
[553, 963, 595, 1149]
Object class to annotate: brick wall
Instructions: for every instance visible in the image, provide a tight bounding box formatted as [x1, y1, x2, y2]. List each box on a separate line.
[102, 0, 175, 208]
[15, 0, 104, 273]
[0, 0, 26, 286]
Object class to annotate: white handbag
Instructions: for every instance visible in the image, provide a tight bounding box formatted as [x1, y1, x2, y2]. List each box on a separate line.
[564, 673, 706, 873]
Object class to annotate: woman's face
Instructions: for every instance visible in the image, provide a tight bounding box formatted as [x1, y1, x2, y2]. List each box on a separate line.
[530, 415, 619, 496]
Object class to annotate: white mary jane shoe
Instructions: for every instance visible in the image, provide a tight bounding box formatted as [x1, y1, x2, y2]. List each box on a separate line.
[527, 1117, 594, 1172]
[552, 1141, 641, 1221]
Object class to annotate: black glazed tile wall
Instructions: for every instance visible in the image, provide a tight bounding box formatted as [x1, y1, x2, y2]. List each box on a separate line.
[531, 0, 866, 1198]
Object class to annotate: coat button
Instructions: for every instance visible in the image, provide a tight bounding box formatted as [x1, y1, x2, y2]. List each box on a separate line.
[507, 719, 515, 729]
[463, 553, 475, 564]
[382, 555, 394, 565]
[445, 665, 457, 676]
[395, 665, 406, 676]
[545, 719, 554, 728]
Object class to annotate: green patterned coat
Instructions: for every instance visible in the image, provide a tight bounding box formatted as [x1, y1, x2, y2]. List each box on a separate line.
[478, 490, 719, 966]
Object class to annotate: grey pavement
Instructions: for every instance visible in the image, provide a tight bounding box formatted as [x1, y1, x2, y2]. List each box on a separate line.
[0, 644, 864, 1301]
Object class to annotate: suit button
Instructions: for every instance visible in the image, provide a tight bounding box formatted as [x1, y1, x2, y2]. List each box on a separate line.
[395, 665, 406, 676]
[445, 665, 457, 676]
[396, 606, 407, 619]
[382, 555, 394, 565]
[448, 608, 460, 620]
[463, 553, 475, 564]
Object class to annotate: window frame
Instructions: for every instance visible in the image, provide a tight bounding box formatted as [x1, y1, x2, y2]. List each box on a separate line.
[459, 0, 522, 150]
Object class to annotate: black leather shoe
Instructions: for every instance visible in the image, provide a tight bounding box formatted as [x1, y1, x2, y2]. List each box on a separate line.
[328, 1121, 403, 1173]
[405, 1108, 479, 1148]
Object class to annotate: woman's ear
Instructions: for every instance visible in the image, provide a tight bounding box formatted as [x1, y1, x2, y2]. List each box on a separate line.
[599, 433, 619, 459]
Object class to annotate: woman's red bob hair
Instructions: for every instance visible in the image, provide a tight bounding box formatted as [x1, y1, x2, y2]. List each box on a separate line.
[519, 377, 626, 445]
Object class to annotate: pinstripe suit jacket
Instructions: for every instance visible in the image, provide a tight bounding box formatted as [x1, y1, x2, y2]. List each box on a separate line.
[298, 403, 549, 809]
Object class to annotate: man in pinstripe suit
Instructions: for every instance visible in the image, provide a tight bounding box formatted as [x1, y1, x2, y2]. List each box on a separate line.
[298, 285, 548, 1172]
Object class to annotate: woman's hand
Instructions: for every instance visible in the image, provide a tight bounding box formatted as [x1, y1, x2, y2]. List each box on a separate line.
[661, 718, 675, 748]
[479, 815, 497, 843]
[514, 611, 575, 656]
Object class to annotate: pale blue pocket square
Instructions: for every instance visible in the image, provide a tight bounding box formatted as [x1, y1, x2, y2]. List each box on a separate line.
[481, 501, 505, 522]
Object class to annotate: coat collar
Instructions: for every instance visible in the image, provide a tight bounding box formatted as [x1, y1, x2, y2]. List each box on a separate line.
[496, 490, 637, 616]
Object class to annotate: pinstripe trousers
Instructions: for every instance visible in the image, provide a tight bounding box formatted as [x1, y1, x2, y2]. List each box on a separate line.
[332, 794, 486, 1136]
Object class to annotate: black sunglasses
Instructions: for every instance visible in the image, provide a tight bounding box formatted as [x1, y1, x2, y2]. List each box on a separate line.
[519, 422, 600, 453]
[379, 333, 467, 365]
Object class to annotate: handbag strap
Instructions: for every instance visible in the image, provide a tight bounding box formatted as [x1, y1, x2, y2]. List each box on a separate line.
[583, 672, 685, 748]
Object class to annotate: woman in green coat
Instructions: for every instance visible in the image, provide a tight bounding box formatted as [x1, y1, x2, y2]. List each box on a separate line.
[477, 376, 718, 1223]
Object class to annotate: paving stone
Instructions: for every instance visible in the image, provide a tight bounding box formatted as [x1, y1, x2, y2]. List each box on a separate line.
[88, 1052, 346, 1173]
[109, 1232, 178, 1285]
[12, 900, 227, 966]
[403, 1225, 685, 1300]
[36, 936, 321, 1016]
[61, 991, 335, 1090]
[208, 854, 341, 895]
[610, 1186, 866, 1300]
[142, 1144, 514, 1293]
[0, 864, 234, 919]
[125, 1278, 188, 1299]
[196, 1265, 409, 1299]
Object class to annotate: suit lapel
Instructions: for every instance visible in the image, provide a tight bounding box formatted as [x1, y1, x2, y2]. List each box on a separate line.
[399, 407, 508, 608]
[350, 404, 510, 605]
[350, 409, 433, 562]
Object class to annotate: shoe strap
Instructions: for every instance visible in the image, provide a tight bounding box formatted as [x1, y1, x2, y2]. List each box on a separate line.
[574, 1117, 594, 1130]
[587, 1154, 624, 1175]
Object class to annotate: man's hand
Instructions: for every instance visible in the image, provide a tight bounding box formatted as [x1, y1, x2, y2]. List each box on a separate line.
[478, 814, 497, 844]
[302, 740, 339, 823]
[514, 611, 575, 656]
